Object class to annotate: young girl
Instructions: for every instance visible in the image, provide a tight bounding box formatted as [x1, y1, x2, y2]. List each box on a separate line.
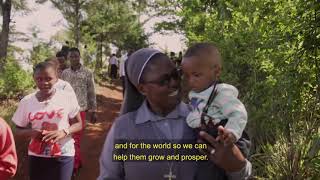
[45, 57, 76, 94]
[12, 61, 83, 180]
[46, 57, 84, 177]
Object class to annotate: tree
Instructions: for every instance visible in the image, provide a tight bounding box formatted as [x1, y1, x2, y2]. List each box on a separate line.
[28, 26, 55, 65]
[34, 0, 149, 71]
[36, 0, 87, 48]
[152, 0, 320, 178]
[80, 0, 149, 70]
[0, 0, 12, 71]
[0, 0, 30, 71]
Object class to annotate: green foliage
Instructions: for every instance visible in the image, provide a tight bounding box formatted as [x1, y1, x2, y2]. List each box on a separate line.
[29, 42, 54, 65]
[154, 0, 320, 178]
[0, 100, 18, 127]
[36, 0, 87, 46]
[79, 0, 149, 72]
[27, 26, 55, 65]
[0, 58, 34, 99]
[252, 92, 320, 179]
[81, 0, 149, 51]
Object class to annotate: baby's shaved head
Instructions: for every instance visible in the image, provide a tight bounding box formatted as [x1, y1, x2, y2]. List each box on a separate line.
[183, 42, 222, 68]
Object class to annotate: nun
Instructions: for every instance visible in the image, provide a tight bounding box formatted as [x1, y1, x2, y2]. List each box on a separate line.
[98, 48, 251, 180]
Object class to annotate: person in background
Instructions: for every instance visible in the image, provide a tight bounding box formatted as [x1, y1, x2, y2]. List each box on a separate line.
[56, 51, 69, 76]
[177, 51, 183, 67]
[109, 53, 118, 84]
[119, 52, 127, 96]
[170, 51, 176, 62]
[45, 58, 77, 96]
[119, 50, 133, 96]
[61, 47, 97, 176]
[0, 117, 17, 180]
[61, 42, 70, 57]
[61, 44, 70, 67]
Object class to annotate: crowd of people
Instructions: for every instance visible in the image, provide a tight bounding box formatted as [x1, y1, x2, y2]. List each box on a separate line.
[0, 42, 252, 180]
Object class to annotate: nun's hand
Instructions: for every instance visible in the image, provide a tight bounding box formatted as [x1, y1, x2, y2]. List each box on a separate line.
[217, 128, 237, 147]
[197, 126, 247, 172]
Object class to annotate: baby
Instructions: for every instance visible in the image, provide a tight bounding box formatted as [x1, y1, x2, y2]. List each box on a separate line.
[181, 42, 247, 146]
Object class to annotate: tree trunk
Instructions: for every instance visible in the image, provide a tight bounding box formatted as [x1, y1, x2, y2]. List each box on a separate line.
[74, 0, 80, 48]
[95, 34, 103, 70]
[99, 34, 103, 69]
[0, 0, 12, 71]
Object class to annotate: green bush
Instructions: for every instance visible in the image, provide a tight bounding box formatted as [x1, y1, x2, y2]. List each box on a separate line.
[0, 100, 18, 127]
[252, 94, 320, 179]
[0, 60, 34, 99]
[151, 0, 320, 177]
[253, 133, 320, 179]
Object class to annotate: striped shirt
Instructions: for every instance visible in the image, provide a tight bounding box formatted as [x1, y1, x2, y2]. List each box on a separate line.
[187, 83, 247, 140]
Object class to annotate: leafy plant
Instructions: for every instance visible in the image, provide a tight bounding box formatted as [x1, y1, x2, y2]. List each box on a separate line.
[0, 58, 34, 99]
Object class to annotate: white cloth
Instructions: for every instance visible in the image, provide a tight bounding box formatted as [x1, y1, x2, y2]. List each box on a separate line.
[119, 55, 127, 77]
[12, 90, 80, 157]
[37, 79, 75, 95]
[54, 79, 75, 93]
[38, 79, 78, 110]
[227, 159, 252, 180]
[54, 79, 78, 103]
[109, 56, 118, 65]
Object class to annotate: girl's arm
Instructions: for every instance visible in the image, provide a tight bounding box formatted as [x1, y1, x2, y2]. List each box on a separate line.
[67, 112, 83, 134]
[15, 126, 42, 140]
[12, 97, 35, 139]
[42, 112, 82, 143]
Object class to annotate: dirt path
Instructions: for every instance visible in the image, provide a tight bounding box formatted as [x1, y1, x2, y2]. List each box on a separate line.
[13, 81, 123, 180]
[77, 82, 123, 180]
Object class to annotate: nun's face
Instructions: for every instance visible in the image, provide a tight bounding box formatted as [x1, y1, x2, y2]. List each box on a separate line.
[138, 55, 181, 115]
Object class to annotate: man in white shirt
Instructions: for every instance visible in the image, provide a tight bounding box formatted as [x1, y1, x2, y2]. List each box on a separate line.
[108, 54, 118, 83]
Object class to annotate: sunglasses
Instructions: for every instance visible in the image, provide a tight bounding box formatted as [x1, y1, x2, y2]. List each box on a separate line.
[143, 68, 182, 86]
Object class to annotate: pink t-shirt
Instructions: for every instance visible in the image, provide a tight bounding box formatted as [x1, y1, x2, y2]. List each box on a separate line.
[12, 90, 80, 157]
